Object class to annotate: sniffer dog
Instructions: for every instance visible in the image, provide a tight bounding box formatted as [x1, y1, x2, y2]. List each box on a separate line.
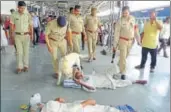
[57, 53, 87, 85]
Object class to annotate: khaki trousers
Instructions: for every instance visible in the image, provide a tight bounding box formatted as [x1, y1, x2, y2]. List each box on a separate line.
[118, 39, 133, 74]
[15, 34, 30, 69]
[87, 31, 98, 58]
[72, 34, 81, 54]
[67, 45, 73, 54]
[49, 39, 67, 73]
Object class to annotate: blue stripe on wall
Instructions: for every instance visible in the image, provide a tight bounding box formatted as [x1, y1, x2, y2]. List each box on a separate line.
[131, 6, 170, 18]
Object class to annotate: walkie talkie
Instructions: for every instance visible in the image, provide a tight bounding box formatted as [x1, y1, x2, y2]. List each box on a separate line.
[111, 51, 116, 63]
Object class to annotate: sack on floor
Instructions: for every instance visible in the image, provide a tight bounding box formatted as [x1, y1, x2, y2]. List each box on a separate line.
[63, 79, 96, 92]
[63, 79, 81, 89]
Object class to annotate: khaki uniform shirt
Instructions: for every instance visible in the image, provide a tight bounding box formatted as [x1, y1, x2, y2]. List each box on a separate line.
[10, 11, 32, 33]
[68, 14, 85, 33]
[114, 15, 136, 48]
[45, 19, 67, 42]
[85, 15, 101, 32]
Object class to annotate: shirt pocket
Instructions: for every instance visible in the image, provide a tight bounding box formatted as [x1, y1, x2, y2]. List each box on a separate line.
[14, 17, 20, 25]
[121, 21, 128, 29]
[78, 18, 83, 25]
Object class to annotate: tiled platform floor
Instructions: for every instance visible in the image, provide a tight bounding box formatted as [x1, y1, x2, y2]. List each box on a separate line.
[1, 43, 170, 112]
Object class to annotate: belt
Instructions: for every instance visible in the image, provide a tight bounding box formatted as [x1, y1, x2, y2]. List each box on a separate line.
[49, 37, 63, 42]
[49, 37, 57, 41]
[72, 31, 80, 35]
[15, 32, 30, 35]
[87, 30, 97, 33]
[120, 37, 133, 41]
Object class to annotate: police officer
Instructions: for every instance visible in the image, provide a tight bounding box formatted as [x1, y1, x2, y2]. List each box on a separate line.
[113, 6, 140, 80]
[85, 7, 101, 62]
[66, 7, 74, 53]
[10, 1, 33, 74]
[68, 5, 86, 54]
[45, 16, 67, 79]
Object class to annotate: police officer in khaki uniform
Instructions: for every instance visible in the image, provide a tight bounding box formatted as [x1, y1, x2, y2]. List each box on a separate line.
[45, 16, 67, 79]
[68, 5, 86, 54]
[85, 7, 101, 62]
[66, 7, 74, 53]
[113, 6, 141, 80]
[10, 1, 33, 74]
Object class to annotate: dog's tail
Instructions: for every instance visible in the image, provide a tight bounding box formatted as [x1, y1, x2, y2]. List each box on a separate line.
[79, 54, 88, 59]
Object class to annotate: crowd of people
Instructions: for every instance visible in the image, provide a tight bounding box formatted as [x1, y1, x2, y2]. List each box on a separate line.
[0, 0, 170, 81]
[0, 0, 170, 78]
[0, 1, 170, 111]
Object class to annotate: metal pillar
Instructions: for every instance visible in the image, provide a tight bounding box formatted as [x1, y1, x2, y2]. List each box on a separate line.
[105, 1, 115, 54]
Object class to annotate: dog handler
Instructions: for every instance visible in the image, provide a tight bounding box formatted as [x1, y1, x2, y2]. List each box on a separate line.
[45, 16, 68, 79]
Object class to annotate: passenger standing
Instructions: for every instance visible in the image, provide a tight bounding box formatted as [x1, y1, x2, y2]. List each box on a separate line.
[113, 6, 141, 80]
[10, 1, 33, 74]
[10, 9, 17, 53]
[85, 7, 101, 62]
[158, 17, 170, 58]
[1, 18, 8, 51]
[45, 16, 67, 79]
[30, 11, 41, 47]
[138, 20, 143, 33]
[135, 11, 163, 73]
[4, 16, 10, 39]
[68, 5, 86, 54]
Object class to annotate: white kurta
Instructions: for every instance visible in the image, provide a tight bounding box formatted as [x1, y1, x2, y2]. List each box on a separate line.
[41, 100, 120, 112]
[82, 66, 132, 92]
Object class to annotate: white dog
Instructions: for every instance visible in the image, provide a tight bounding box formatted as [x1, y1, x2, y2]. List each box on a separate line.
[57, 53, 87, 85]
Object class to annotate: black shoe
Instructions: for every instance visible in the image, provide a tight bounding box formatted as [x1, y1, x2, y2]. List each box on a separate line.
[150, 68, 155, 73]
[121, 75, 126, 80]
[16, 69, 23, 74]
[135, 65, 144, 69]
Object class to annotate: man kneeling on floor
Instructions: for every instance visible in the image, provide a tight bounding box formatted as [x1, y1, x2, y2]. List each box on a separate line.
[41, 98, 120, 112]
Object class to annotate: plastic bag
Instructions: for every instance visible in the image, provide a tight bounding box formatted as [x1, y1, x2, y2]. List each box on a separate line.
[30, 93, 42, 106]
